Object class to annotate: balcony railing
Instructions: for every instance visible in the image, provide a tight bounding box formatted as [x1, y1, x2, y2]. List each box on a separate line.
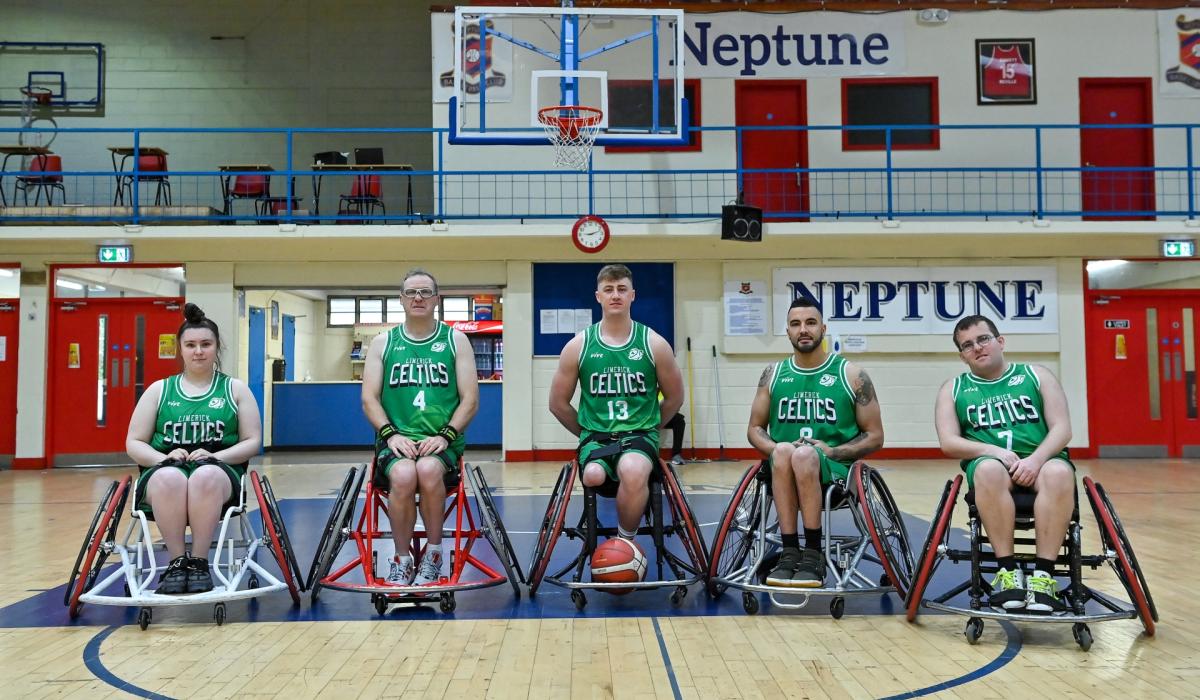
[0, 123, 1194, 224]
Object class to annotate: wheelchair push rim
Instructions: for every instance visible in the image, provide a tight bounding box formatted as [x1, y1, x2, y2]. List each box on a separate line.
[906, 474, 961, 623]
[307, 464, 364, 600]
[468, 463, 526, 596]
[251, 470, 303, 605]
[527, 462, 576, 596]
[661, 460, 710, 576]
[707, 462, 763, 597]
[851, 462, 916, 600]
[1084, 476, 1157, 635]
[67, 475, 132, 618]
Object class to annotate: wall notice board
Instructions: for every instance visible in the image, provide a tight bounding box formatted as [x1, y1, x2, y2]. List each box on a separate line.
[533, 262, 674, 356]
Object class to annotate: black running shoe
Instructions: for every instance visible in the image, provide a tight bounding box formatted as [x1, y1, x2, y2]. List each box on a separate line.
[791, 548, 827, 588]
[766, 547, 802, 587]
[186, 556, 215, 594]
[156, 555, 189, 595]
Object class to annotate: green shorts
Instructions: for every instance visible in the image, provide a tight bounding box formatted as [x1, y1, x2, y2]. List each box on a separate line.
[577, 430, 659, 482]
[135, 458, 244, 516]
[960, 455, 1076, 489]
[769, 448, 851, 486]
[373, 436, 464, 491]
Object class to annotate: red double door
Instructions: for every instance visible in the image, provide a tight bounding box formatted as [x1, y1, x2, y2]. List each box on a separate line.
[1086, 291, 1200, 457]
[48, 298, 182, 461]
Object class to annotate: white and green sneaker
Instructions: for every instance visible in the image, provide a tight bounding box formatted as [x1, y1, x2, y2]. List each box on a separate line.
[989, 567, 1027, 610]
[1026, 570, 1067, 613]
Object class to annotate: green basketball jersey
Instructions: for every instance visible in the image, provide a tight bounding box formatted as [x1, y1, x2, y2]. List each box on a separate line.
[767, 353, 860, 447]
[953, 363, 1067, 461]
[577, 321, 660, 434]
[379, 322, 463, 446]
[150, 372, 240, 455]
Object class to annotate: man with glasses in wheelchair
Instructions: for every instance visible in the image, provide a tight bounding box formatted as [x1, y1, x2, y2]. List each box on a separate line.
[362, 268, 479, 587]
[933, 314, 1073, 613]
[748, 297, 884, 588]
[548, 264, 684, 545]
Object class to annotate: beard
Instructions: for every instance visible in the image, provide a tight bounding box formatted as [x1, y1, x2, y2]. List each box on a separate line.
[792, 331, 824, 354]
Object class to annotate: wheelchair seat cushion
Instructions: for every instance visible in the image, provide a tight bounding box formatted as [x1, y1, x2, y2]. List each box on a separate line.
[372, 436, 462, 492]
[134, 457, 244, 518]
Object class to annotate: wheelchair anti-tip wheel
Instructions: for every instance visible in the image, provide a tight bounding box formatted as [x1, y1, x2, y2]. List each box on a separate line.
[707, 462, 763, 599]
[307, 465, 364, 604]
[905, 474, 962, 622]
[1084, 476, 1157, 635]
[851, 462, 916, 599]
[527, 462, 576, 596]
[661, 461, 709, 575]
[251, 470, 303, 605]
[66, 475, 132, 618]
[469, 464, 526, 597]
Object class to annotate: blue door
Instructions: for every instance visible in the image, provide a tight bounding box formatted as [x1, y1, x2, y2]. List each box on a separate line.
[282, 314, 296, 381]
[248, 307, 266, 434]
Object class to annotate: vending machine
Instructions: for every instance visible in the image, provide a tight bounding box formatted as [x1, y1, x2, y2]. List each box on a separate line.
[446, 320, 503, 380]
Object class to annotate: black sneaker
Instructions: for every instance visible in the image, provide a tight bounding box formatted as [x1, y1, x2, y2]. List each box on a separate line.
[765, 547, 801, 587]
[186, 556, 215, 594]
[156, 555, 190, 595]
[791, 548, 827, 588]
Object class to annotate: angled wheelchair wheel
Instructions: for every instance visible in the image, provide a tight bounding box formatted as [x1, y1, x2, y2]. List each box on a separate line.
[906, 474, 961, 623]
[66, 475, 132, 618]
[706, 462, 762, 598]
[251, 471, 302, 604]
[661, 461, 709, 575]
[1084, 476, 1157, 635]
[469, 464, 526, 596]
[527, 462, 576, 596]
[852, 462, 915, 600]
[306, 465, 364, 602]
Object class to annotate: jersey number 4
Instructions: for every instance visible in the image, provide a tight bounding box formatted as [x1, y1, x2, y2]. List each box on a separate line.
[413, 390, 426, 411]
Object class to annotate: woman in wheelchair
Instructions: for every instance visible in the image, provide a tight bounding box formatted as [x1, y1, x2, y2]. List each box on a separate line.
[933, 315, 1074, 613]
[747, 298, 884, 588]
[125, 303, 262, 595]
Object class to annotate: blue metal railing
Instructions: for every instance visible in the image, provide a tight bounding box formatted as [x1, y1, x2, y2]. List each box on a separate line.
[0, 123, 1195, 224]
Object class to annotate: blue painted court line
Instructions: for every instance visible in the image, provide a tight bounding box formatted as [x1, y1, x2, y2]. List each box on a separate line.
[878, 620, 1022, 700]
[651, 617, 684, 700]
[83, 625, 176, 700]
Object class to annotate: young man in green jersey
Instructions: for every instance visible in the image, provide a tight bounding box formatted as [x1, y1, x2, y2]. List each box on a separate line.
[934, 314, 1074, 613]
[362, 269, 479, 587]
[747, 297, 884, 588]
[549, 264, 684, 542]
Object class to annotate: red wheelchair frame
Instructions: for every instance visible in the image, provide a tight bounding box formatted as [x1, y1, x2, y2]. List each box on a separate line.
[306, 458, 523, 614]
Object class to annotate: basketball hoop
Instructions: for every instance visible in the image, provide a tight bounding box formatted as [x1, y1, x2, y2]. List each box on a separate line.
[538, 105, 603, 171]
[20, 86, 53, 106]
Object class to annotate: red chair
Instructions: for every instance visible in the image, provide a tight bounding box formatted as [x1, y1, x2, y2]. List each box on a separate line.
[120, 153, 171, 205]
[14, 154, 66, 205]
[338, 174, 385, 222]
[224, 174, 270, 218]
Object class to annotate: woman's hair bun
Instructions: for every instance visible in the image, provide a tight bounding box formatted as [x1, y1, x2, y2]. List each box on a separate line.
[183, 302, 206, 323]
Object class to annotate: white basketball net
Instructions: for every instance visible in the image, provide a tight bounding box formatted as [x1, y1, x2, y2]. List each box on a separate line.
[538, 106, 603, 171]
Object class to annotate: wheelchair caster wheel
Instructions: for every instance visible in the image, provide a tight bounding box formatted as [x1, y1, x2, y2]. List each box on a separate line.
[137, 607, 152, 630]
[830, 597, 845, 620]
[373, 594, 388, 616]
[249, 574, 260, 590]
[1073, 623, 1093, 652]
[879, 573, 891, 588]
[742, 592, 759, 615]
[670, 586, 687, 607]
[965, 617, 984, 645]
[571, 589, 587, 611]
[439, 592, 456, 614]
[707, 580, 727, 600]
[214, 602, 226, 626]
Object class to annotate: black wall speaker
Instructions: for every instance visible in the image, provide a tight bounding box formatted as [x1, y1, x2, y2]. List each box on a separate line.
[721, 203, 763, 242]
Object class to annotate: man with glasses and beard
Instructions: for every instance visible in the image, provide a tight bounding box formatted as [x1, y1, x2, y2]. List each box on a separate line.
[362, 268, 479, 587]
[747, 297, 884, 588]
[934, 314, 1074, 614]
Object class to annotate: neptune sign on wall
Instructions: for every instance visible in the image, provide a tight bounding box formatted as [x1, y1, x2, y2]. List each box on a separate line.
[772, 266, 1059, 335]
[685, 12, 906, 78]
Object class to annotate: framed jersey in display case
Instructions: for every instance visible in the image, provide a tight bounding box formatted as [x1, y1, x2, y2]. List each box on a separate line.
[976, 38, 1036, 105]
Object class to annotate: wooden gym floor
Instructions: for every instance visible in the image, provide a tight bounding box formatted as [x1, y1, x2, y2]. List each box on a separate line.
[0, 455, 1194, 699]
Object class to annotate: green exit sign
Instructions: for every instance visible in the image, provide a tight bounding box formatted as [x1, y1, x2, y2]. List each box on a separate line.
[97, 245, 133, 263]
[1161, 240, 1195, 258]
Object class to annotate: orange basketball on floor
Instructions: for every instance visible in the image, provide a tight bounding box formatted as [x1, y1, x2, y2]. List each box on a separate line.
[590, 537, 647, 595]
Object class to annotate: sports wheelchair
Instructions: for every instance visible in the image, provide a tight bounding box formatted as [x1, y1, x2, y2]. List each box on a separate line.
[707, 460, 914, 617]
[65, 467, 303, 629]
[526, 458, 708, 610]
[306, 458, 523, 614]
[906, 474, 1157, 651]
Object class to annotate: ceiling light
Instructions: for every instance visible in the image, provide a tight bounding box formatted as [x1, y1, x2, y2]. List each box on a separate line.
[56, 278, 83, 290]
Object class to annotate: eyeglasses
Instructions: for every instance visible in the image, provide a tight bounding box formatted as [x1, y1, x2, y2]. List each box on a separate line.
[958, 334, 996, 353]
[401, 288, 436, 299]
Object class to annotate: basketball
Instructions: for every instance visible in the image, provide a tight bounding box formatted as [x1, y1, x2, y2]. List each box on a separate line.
[590, 537, 647, 595]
